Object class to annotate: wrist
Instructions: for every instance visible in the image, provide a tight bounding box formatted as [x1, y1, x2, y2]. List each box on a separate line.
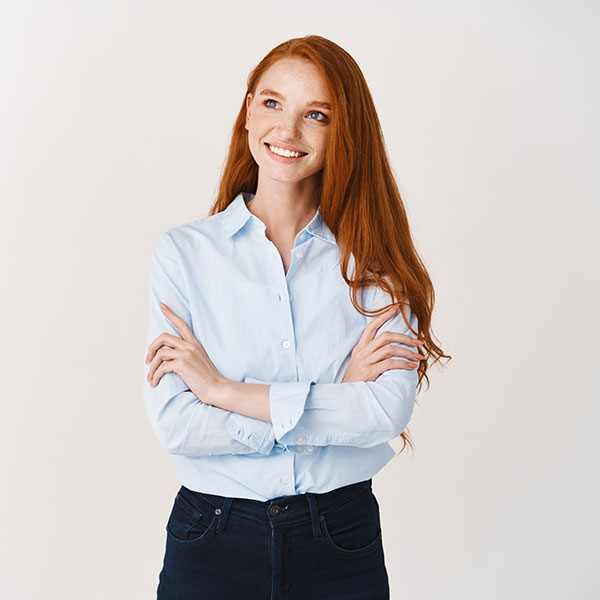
[210, 379, 272, 422]
[210, 379, 236, 411]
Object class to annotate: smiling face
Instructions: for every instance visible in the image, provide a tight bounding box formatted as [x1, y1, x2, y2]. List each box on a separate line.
[245, 57, 331, 186]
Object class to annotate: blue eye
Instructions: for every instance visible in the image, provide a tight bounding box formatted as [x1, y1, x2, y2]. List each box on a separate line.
[263, 99, 328, 123]
[309, 110, 327, 122]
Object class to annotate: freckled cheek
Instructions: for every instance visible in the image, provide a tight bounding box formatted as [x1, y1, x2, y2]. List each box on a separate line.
[257, 120, 280, 143]
[312, 137, 328, 158]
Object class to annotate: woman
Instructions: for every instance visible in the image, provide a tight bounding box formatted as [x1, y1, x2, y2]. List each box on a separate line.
[143, 34, 449, 599]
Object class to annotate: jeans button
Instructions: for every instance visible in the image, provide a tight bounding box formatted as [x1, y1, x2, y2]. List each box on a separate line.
[269, 504, 281, 516]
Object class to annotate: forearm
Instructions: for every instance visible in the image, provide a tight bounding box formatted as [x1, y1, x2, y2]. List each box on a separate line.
[216, 373, 416, 450]
[270, 377, 415, 447]
[213, 381, 272, 422]
[144, 375, 275, 456]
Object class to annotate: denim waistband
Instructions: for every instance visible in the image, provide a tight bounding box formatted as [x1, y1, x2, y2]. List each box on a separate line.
[178, 478, 373, 538]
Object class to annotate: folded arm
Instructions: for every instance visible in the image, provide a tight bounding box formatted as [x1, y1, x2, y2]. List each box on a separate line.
[226, 305, 419, 449]
[142, 231, 277, 457]
[143, 231, 419, 457]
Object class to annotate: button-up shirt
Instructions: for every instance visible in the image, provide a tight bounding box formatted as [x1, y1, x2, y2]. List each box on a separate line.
[142, 192, 419, 501]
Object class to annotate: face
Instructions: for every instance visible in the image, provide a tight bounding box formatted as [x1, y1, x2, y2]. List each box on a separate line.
[245, 57, 331, 186]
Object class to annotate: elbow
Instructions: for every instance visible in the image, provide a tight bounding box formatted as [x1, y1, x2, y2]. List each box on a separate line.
[158, 417, 210, 456]
[389, 399, 415, 439]
[144, 390, 209, 456]
[352, 378, 417, 447]
[162, 431, 187, 455]
[158, 427, 211, 457]
[352, 381, 416, 449]
[151, 416, 187, 455]
[371, 379, 416, 443]
[389, 383, 416, 437]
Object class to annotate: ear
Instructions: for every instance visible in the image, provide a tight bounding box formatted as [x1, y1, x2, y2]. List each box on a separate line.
[245, 93, 252, 130]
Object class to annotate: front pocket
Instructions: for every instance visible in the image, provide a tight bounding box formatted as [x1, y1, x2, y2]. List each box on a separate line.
[165, 491, 217, 544]
[321, 488, 382, 556]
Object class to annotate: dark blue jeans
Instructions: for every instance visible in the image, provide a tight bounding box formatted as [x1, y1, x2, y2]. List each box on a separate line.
[156, 478, 390, 599]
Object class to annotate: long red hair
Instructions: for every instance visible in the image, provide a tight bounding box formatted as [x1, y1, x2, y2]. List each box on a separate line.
[208, 35, 451, 454]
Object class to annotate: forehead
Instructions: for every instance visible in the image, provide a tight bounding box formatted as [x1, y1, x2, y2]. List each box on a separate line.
[256, 57, 329, 100]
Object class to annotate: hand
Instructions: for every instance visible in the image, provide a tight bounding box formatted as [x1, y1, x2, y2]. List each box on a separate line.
[145, 303, 229, 404]
[342, 304, 426, 383]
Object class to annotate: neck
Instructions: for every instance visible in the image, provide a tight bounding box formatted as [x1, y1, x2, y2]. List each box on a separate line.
[247, 177, 319, 246]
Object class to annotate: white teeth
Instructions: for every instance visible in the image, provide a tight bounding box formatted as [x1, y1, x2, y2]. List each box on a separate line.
[268, 144, 305, 158]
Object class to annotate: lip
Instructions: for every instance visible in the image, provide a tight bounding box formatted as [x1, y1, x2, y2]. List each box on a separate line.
[264, 142, 308, 163]
[265, 141, 308, 154]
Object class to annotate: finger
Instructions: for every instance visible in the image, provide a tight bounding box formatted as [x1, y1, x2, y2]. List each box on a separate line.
[358, 305, 400, 345]
[145, 332, 184, 363]
[370, 331, 426, 351]
[370, 358, 418, 379]
[160, 303, 195, 342]
[149, 358, 178, 387]
[371, 306, 426, 348]
[369, 342, 423, 366]
[146, 347, 178, 381]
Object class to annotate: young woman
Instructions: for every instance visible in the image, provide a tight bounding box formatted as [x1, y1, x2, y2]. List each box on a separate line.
[143, 34, 448, 600]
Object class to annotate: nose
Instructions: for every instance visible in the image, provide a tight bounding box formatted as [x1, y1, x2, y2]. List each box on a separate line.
[275, 113, 302, 140]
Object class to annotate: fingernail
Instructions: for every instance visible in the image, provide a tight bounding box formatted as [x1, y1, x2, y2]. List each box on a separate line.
[160, 302, 166, 310]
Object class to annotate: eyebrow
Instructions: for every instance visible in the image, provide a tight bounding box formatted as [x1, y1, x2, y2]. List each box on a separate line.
[258, 88, 331, 110]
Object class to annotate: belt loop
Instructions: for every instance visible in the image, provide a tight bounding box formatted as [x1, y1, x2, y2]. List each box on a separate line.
[215, 497, 232, 535]
[306, 493, 322, 539]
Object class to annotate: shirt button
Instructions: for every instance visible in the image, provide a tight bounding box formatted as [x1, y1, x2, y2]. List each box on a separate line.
[299, 232, 306, 241]
[297, 435, 306, 443]
[281, 475, 290, 484]
[296, 250, 303, 258]
[282, 340, 291, 349]
[306, 445, 313, 453]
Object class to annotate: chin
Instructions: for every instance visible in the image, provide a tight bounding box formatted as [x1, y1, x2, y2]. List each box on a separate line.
[264, 172, 308, 184]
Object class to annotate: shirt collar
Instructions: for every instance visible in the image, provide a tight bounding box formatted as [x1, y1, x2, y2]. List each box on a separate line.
[220, 192, 336, 244]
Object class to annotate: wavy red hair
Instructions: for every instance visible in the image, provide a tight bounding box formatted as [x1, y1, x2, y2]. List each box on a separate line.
[208, 35, 451, 454]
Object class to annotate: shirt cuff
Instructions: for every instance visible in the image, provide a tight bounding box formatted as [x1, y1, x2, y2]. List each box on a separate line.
[270, 381, 313, 442]
[225, 412, 276, 455]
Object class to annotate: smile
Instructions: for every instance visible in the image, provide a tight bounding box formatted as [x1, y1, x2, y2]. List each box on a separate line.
[265, 143, 308, 159]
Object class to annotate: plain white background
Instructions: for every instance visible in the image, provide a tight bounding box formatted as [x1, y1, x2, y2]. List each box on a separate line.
[1, 1, 598, 598]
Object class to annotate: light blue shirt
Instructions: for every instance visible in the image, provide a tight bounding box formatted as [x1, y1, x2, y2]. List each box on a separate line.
[142, 191, 419, 501]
